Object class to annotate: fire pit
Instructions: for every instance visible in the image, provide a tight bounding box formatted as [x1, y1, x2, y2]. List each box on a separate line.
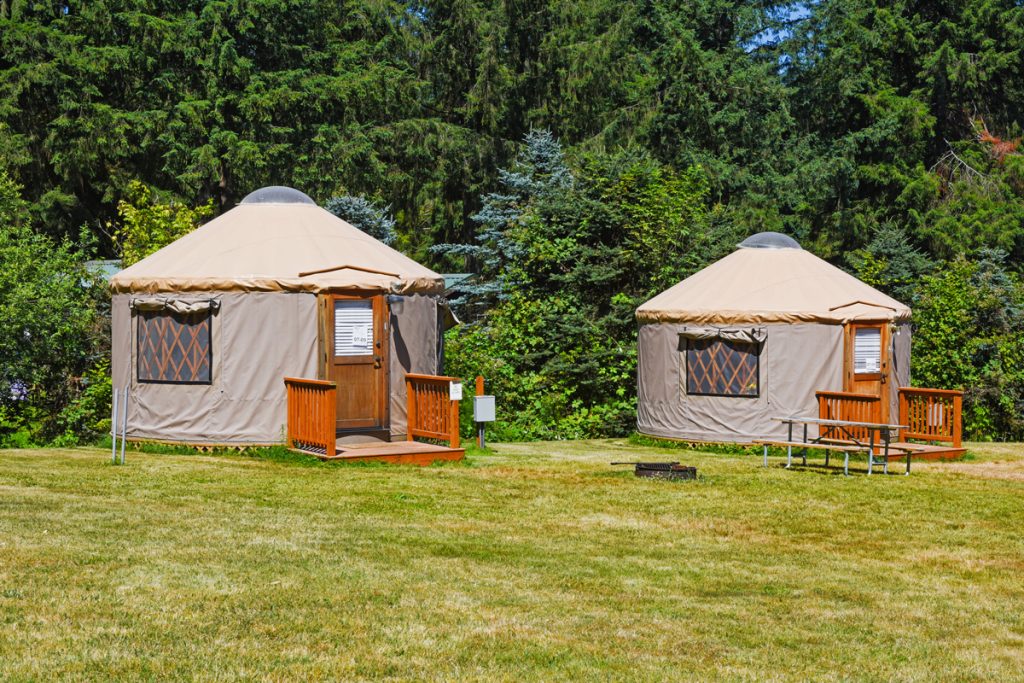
[612, 461, 697, 481]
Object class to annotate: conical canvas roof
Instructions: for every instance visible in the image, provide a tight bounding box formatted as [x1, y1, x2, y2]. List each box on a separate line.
[110, 187, 443, 295]
[636, 236, 910, 325]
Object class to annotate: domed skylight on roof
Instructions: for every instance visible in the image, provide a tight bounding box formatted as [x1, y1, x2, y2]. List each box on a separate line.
[239, 186, 316, 205]
[738, 231, 802, 249]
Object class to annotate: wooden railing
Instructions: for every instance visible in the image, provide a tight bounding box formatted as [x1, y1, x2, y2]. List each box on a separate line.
[285, 377, 336, 457]
[899, 388, 963, 447]
[816, 390, 881, 441]
[406, 373, 461, 449]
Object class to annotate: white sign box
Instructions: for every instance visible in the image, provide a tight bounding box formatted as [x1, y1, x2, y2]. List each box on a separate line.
[449, 381, 463, 401]
[474, 395, 496, 422]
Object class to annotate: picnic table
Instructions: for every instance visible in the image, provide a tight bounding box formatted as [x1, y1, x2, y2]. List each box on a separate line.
[756, 416, 912, 476]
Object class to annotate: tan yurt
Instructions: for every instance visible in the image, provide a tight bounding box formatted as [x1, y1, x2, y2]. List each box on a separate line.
[110, 186, 448, 446]
[635, 232, 912, 443]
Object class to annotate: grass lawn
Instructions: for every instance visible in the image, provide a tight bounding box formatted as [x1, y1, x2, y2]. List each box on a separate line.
[1, 440, 1022, 681]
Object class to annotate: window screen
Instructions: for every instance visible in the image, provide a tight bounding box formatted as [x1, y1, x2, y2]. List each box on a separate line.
[334, 300, 374, 356]
[686, 339, 760, 397]
[854, 327, 882, 374]
[137, 310, 212, 384]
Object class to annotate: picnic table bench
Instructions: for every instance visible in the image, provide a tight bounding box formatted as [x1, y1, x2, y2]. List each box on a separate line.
[758, 416, 913, 476]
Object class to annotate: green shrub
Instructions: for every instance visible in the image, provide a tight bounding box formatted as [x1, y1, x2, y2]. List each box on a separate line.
[912, 252, 1024, 440]
[0, 172, 107, 446]
[55, 359, 113, 446]
[443, 133, 713, 441]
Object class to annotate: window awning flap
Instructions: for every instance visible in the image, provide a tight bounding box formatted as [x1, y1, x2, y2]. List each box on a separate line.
[130, 297, 221, 314]
[678, 326, 766, 343]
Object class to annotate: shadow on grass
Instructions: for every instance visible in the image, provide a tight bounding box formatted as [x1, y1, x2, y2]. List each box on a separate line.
[94, 436, 482, 469]
[628, 432, 763, 457]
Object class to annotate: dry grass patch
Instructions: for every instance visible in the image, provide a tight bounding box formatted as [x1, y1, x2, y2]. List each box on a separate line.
[0, 440, 1022, 680]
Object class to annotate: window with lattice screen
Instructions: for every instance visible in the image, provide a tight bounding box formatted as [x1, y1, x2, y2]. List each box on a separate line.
[685, 338, 760, 397]
[137, 311, 212, 384]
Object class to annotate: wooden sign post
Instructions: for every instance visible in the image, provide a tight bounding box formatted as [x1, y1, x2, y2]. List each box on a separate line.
[473, 375, 496, 448]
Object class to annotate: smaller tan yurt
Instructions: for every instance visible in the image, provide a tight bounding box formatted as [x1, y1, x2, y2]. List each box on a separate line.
[110, 186, 449, 447]
[635, 232, 912, 443]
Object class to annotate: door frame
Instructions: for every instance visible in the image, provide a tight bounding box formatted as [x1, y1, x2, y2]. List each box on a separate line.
[843, 321, 891, 423]
[319, 290, 390, 435]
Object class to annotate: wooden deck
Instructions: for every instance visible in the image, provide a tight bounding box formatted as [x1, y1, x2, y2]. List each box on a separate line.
[889, 442, 967, 461]
[313, 439, 465, 465]
[285, 372, 466, 464]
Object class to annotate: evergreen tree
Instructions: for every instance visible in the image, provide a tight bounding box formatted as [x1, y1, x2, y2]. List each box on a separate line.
[325, 195, 398, 246]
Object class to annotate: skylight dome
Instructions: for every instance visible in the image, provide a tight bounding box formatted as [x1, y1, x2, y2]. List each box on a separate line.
[239, 186, 316, 205]
[737, 231, 802, 249]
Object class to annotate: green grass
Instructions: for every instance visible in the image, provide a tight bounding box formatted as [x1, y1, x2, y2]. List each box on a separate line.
[1, 440, 1022, 681]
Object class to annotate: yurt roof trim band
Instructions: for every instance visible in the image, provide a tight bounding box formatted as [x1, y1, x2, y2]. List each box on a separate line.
[638, 307, 908, 325]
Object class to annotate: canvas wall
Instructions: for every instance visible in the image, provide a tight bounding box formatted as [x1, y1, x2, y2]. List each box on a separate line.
[890, 322, 912, 419]
[387, 294, 441, 439]
[111, 291, 319, 444]
[636, 323, 845, 442]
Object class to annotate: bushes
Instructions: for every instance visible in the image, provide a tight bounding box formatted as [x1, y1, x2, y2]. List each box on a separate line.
[111, 181, 213, 267]
[53, 359, 113, 447]
[912, 252, 1024, 440]
[446, 293, 636, 441]
[443, 132, 712, 440]
[0, 173, 108, 446]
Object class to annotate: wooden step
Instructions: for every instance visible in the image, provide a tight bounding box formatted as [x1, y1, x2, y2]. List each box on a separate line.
[311, 439, 465, 466]
[889, 442, 967, 461]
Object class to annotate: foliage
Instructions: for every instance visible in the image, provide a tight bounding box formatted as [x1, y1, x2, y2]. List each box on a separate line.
[848, 223, 934, 304]
[445, 132, 712, 439]
[325, 194, 397, 246]
[1, 0, 1023, 264]
[53, 358, 112, 447]
[784, 0, 1024, 259]
[916, 135, 1024, 263]
[0, 172, 105, 446]
[111, 181, 213, 266]
[433, 129, 573, 312]
[912, 252, 1024, 440]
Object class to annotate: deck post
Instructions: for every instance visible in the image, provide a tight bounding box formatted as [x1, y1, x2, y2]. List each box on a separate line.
[406, 377, 415, 442]
[449, 398, 460, 449]
[476, 375, 485, 448]
[119, 387, 128, 465]
[111, 389, 119, 465]
[286, 382, 293, 449]
[898, 389, 908, 443]
[952, 393, 963, 448]
[324, 385, 336, 457]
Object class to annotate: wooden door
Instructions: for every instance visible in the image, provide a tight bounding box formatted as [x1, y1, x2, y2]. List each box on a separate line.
[328, 294, 388, 431]
[843, 322, 890, 423]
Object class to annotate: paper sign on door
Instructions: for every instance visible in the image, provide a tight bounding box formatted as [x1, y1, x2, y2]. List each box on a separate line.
[352, 324, 371, 348]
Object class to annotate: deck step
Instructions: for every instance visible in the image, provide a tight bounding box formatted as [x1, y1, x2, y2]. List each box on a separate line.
[889, 442, 967, 461]
[301, 440, 465, 465]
